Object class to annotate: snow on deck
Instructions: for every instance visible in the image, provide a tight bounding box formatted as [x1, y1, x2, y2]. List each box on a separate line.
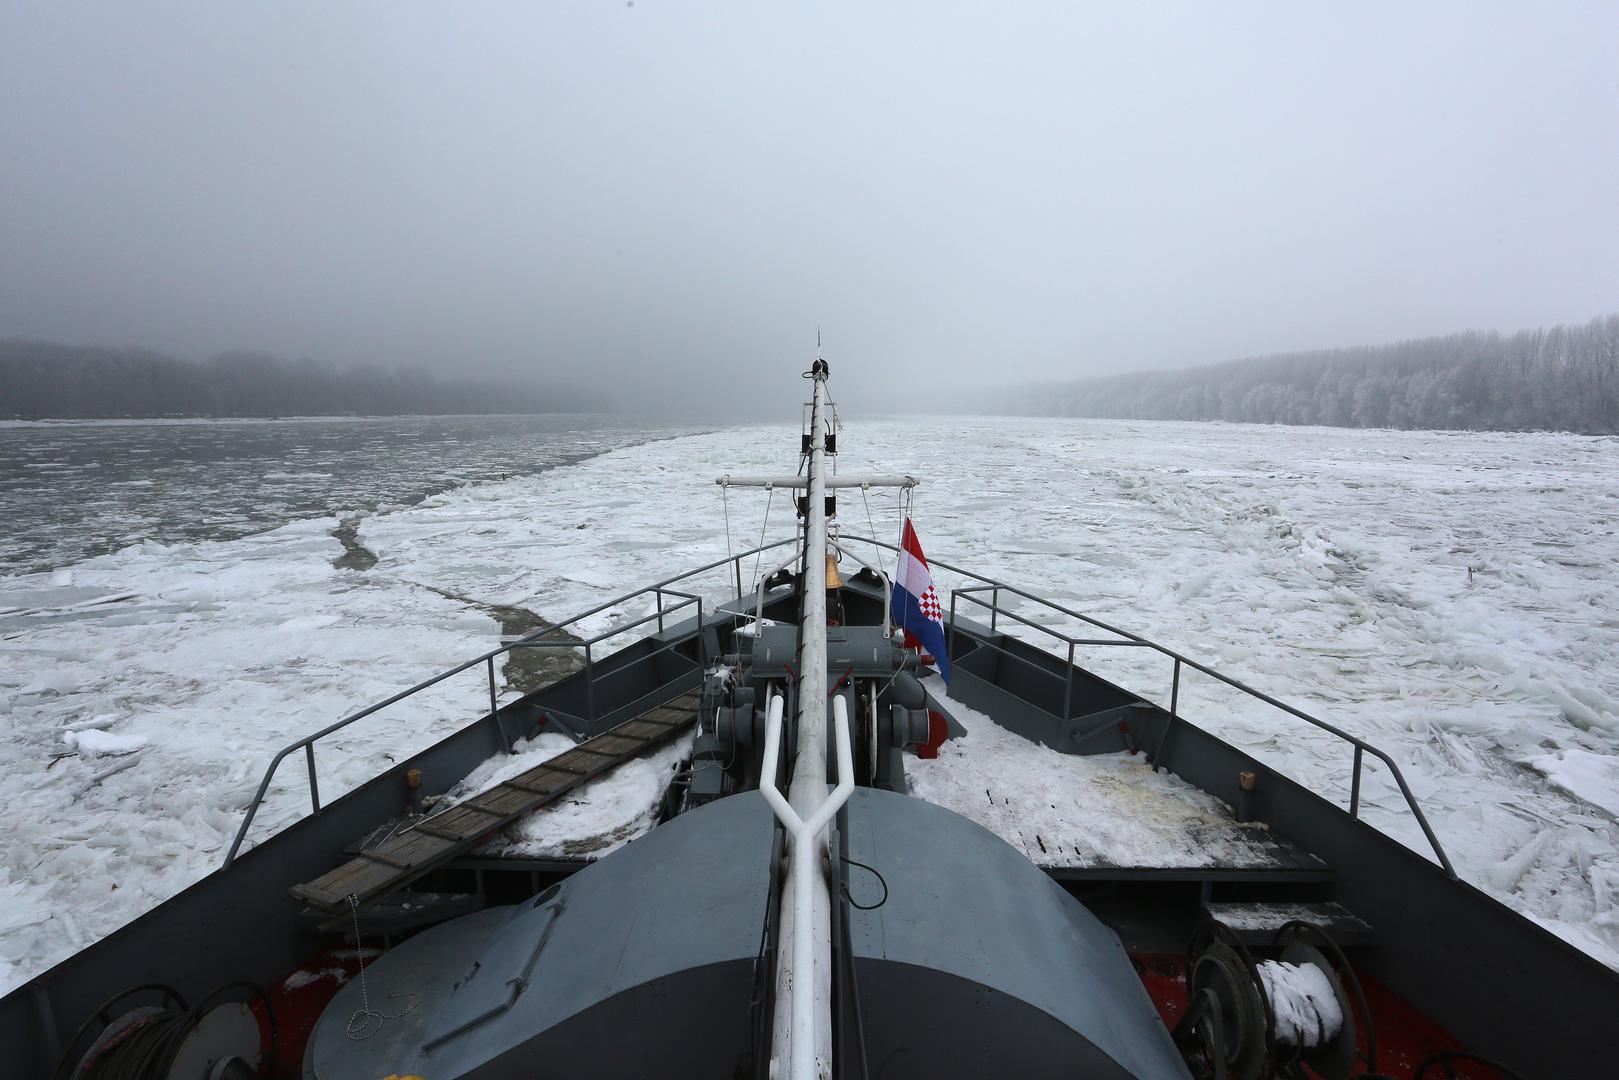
[1203, 900, 1370, 937]
[909, 693, 1304, 871]
[439, 730, 693, 861]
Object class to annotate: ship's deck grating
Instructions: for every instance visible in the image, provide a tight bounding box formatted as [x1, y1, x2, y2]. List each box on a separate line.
[908, 695, 1329, 879]
[288, 689, 701, 913]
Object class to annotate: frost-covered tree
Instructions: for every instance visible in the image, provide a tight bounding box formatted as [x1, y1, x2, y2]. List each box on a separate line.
[976, 314, 1619, 434]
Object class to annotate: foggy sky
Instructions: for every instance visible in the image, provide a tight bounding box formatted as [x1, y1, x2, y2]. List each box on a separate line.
[3, 2, 1618, 416]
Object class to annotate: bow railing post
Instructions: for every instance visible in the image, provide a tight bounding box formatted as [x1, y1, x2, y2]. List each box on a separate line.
[304, 744, 320, 814]
[1063, 641, 1076, 720]
[949, 590, 959, 673]
[584, 643, 595, 725]
[486, 655, 497, 719]
[1350, 745, 1364, 818]
[1152, 657, 1182, 770]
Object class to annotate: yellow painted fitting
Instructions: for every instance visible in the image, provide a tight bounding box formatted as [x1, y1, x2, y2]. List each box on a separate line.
[825, 554, 844, 589]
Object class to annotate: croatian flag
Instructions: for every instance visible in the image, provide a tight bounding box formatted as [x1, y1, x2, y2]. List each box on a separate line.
[891, 519, 951, 682]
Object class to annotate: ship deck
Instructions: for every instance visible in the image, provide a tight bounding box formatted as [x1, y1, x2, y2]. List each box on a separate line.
[439, 692, 1328, 887]
[908, 694, 1331, 882]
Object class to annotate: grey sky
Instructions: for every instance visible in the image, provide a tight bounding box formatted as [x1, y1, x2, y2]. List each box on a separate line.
[3, 2, 1617, 413]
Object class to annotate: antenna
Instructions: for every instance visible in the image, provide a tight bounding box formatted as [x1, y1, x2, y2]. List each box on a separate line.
[816, 325, 821, 359]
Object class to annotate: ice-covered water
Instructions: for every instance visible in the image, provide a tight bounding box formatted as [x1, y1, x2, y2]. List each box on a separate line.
[0, 414, 687, 575]
[3, 416, 1617, 996]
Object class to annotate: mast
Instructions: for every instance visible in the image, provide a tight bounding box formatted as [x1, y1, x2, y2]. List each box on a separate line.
[793, 360, 832, 827]
[768, 357, 841, 1080]
[721, 358, 912, 1079]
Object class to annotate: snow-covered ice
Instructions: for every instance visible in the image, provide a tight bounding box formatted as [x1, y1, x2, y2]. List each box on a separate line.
[0, 515, 511, 994]
[1519, 746, 1619, 818]
[909, 691, 1303, 870]
[61, 729, 148, 757]
[4, 416, 1618, 997]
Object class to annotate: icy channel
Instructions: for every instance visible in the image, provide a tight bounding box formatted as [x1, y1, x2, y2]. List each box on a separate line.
[3, 416, 1618, 995]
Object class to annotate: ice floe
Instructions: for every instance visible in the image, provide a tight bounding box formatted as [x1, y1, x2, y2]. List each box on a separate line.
[3, 415, 1618, 996]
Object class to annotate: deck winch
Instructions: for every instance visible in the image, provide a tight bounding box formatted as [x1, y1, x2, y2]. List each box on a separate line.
[55, 982, 266, 1080]
[1177, 922, 1359, 1080]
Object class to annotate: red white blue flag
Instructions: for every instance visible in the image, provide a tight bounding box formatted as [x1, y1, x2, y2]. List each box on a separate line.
[891, 518, 951, 682]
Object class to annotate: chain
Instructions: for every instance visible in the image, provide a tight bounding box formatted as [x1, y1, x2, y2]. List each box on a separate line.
[345, 893, 420, 1040]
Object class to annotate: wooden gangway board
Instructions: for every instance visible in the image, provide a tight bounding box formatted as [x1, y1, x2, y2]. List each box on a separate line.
[289, 689, 701, 913]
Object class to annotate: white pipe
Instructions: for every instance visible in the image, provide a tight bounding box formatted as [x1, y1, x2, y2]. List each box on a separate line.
[716, 474, 920, 490]
[828, 537, 893, 637]
[759, 691, 856, 1080]
[758, 691, 789, 822]
[767, 368, 839, 1080]
[754, 550, 802, 631]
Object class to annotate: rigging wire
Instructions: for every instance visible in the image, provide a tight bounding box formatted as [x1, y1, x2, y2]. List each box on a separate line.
[749, 487, 775, 593]
[722, 480, 734, 568]
[859, 484, 891, 584]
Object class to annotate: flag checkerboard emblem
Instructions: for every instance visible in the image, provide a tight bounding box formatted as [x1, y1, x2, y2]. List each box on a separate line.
[919, 584, 942, 622]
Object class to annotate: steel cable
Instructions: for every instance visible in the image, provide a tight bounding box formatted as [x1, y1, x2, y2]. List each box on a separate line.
[61, 981, 274, 1080]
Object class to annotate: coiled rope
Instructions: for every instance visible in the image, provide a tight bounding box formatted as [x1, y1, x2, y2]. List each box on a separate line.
[60, 981, 274, 1080]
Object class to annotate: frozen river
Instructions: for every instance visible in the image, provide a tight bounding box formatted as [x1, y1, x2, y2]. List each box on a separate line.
[3, 415, 1617, 994]
[0, 413, 690, 575]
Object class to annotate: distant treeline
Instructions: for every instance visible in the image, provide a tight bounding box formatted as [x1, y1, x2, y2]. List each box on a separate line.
[988, 314, 1619, 433]
[0, 340, 608, 419]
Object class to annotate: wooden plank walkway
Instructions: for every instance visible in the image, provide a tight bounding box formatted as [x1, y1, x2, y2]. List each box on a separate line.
[289, 688, 702, 913]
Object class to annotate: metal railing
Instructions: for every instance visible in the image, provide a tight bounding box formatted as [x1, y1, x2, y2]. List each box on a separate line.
[221, 537, 800, 869]
[838, 534, 1455, 877]
[222, 529, 1453, 878]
